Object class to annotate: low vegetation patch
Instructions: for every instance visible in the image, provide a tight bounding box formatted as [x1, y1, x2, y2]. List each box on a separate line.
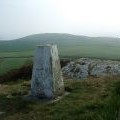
[0, 76, 120, 120]
[0, 58, 32, 75]
[0, 64, 33, 83]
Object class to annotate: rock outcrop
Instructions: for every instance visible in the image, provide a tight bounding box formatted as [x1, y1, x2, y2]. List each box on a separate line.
[62, 58, 120, 79]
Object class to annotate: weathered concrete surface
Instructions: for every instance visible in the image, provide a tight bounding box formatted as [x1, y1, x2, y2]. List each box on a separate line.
[31, 45, 64, 99]
[62, 58, 120, 79]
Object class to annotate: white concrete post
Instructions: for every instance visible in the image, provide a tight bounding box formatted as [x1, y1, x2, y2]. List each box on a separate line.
[31, 45, 64, 99]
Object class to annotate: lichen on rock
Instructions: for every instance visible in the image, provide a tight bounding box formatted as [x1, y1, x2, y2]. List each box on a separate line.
[62, 58, 120, 79]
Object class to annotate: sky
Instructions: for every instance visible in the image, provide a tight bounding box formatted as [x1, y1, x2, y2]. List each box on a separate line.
[1, 0, 120, 40]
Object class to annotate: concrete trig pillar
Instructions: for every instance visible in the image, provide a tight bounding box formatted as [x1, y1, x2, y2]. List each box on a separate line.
[31, 45, 64, 99]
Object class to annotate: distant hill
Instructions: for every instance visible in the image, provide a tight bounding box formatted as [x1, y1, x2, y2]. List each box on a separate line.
[0, 33, 84, 52]
[0, 33, 120, 59]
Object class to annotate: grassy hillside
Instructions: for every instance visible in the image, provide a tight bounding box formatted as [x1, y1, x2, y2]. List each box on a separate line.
[0, 33, 120, 75]
[0, 33, 120, 59]
[0, 76, 120, 120]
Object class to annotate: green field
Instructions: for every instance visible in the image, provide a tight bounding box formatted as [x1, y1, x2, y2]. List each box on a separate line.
[0, 76, 120, 120]
[0, 51, 33, 58]
[0, 33, 120, 75]
[0, 58, 32, 75]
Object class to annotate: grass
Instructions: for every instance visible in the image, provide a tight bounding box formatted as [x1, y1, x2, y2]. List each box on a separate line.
[0, 76, 120, 120]
[0, 51, 33, 58]
[0, 58, 32, 75]
[59, 45, 120, 60]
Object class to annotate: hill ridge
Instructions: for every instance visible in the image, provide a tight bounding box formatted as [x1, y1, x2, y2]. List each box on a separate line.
[0, 33, 120, 60]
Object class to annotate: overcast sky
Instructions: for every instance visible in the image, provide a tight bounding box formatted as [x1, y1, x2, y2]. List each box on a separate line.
[1, 0, 120, 40]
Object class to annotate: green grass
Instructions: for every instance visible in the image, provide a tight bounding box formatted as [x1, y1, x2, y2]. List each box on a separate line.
[0, 58, 32, 75]
[59, 45, 120, 59]
[0, 51, 33, 58]
[0, 76, 120, 120]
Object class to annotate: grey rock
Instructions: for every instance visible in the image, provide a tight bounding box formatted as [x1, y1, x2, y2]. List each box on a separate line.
[62, 58, 120, 79]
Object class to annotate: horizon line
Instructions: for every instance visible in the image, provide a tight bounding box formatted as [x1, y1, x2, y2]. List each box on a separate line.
[0, 33, 120, 41]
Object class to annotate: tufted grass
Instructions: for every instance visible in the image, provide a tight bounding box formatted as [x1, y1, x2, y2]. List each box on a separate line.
[0, 76, 120, 120]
